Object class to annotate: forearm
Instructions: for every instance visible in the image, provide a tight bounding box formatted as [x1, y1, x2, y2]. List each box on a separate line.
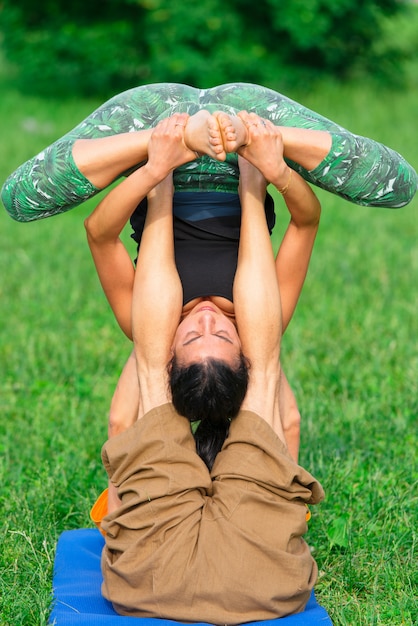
[272, 166, 321, 229]
[273, 169, 321, 331]
[275, 222, 318, 332]
[84, 163, 163, 243]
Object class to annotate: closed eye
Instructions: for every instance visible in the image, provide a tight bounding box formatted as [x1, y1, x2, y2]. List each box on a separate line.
[183, 331, 233, 346]
[183, 333, 202, 346]
[213, 331, 233, 344]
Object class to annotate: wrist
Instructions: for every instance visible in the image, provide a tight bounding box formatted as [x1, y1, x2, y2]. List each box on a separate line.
[142, 162, 170, 187]
[273, 166, 293, 195]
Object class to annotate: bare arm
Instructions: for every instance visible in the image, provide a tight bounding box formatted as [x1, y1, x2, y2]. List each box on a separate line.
[131, 115, 199, 413]
[237, 112, 321, 332]
[132, 174, 183, 413]
[273, 168, 321, 332]
[233, 155, 283, 439]
[84, 112, 196, 339]
[84, 166, 160, 339]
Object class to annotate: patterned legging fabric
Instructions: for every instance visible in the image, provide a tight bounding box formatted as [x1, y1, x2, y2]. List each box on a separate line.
[2, 83, 417, 222]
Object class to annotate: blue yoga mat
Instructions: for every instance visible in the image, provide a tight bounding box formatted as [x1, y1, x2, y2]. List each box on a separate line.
[50, 529, 333, 625]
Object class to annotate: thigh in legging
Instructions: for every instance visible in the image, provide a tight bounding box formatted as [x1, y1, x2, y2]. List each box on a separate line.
[3, 81, 415, 221]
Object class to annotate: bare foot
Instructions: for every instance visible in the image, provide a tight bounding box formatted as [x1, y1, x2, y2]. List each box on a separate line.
[214, 111, 249, 153]
[184, 110, 226, 161]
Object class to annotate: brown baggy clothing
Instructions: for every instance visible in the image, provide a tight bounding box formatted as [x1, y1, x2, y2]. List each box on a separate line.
[101, 403, 324, 624]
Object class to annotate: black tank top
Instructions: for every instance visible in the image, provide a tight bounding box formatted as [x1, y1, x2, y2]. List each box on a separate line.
[130, 191, 275, 305]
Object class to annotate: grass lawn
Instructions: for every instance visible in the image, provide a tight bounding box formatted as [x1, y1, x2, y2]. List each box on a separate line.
[0, 69, 417, 624]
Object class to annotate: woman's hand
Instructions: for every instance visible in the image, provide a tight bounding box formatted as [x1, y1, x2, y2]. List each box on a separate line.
[237, 111, 290, 188]
[145, 113, 198, 180]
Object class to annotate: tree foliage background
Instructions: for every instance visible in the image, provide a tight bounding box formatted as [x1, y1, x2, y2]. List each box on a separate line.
[0, 0, 415, 97]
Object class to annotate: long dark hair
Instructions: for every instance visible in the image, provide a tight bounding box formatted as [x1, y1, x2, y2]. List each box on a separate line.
[169, 354, 250, 470]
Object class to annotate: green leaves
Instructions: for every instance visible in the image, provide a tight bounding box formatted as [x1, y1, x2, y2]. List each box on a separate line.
[0, 0, 414, 96]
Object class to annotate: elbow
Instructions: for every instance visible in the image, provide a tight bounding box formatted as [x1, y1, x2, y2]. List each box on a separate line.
[84, 214, 102, 245]
[309, 198, 322, 227]
[84, 215, 94, 241]
[306, 190, 322, 227]
[305, 200, 321, 228]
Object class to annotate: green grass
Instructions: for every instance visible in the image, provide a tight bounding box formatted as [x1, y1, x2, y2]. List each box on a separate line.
[1, 63, 418, 626]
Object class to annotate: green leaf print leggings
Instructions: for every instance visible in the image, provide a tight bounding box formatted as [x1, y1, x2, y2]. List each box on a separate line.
[2, 83, 417, 222]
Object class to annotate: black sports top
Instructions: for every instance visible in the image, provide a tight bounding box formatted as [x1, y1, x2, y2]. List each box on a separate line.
[130, 191, 275, 306]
